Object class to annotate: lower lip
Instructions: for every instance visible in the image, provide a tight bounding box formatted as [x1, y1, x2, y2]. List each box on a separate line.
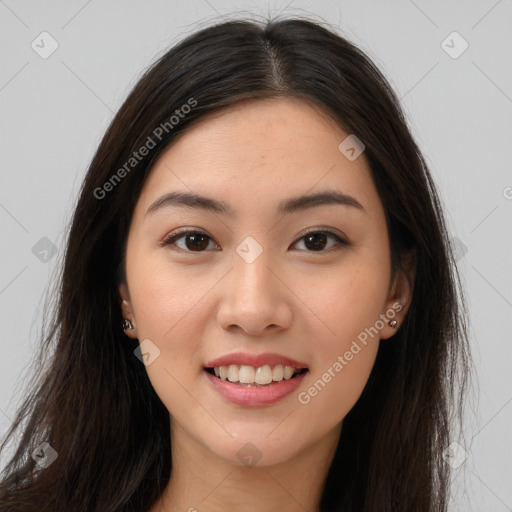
[203, 369, 308, 407]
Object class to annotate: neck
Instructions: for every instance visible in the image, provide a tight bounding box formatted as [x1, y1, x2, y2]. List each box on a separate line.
[155, 419, 342, 512]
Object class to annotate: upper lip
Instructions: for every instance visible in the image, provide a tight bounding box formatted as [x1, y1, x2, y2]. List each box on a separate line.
[204, 352, 308, 369]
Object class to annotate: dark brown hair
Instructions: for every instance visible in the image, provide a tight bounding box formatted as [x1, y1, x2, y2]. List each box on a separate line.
[0, 15, 471, 511]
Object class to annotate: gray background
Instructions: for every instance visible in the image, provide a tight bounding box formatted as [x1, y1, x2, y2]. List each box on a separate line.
[0, 0, 510, 510]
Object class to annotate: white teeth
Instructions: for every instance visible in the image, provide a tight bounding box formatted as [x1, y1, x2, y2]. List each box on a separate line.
[239, 365, 255, 383]
[227, 364, 239, 383]
[211, 364, 303, 385]
[272, 365, 284, 381]
[255, 365, 273, 385]
[283, 365, 295, 379]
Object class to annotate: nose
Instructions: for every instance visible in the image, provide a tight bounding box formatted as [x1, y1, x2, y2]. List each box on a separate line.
[216, 247, 293, 336]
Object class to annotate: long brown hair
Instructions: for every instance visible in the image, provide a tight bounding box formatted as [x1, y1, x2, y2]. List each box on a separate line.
[0, 15, 471, 511]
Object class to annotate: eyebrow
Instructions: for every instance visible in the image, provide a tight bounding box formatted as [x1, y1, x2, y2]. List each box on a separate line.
[145, 190, 365, 218]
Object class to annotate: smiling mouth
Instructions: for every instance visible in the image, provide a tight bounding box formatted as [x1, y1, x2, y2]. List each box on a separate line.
[204, 365, 309, 387]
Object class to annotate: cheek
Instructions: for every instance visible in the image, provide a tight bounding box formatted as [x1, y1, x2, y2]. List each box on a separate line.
[126, 253, 210, 419]
[296, 279, 383, 420]
[124, 247, 203, 382]
[297, 255, 389, 405]
[127, 246, 217, 341]
[307, 255, 390, 345]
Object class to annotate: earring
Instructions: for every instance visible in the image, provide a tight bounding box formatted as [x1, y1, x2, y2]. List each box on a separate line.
[389, 320, 398, 328]
[122, 318, 134, 330]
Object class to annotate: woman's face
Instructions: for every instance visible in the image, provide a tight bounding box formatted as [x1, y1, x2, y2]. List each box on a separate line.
[120, 97, 411, 467]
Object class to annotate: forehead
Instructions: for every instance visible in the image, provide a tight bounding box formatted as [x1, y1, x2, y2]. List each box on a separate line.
[136, 97, 382, 220]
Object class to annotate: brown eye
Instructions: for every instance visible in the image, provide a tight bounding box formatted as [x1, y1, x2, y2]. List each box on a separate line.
[182, 233, 210, 251]
[162, 231, 219, 252]
[304, 232, 328, 251]
[292, 230, 346, 252]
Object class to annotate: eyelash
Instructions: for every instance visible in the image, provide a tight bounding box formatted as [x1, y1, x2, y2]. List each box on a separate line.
[159, 227, 348, 253]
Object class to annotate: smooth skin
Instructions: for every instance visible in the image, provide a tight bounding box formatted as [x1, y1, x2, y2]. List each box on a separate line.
[120, 97, 414, 512]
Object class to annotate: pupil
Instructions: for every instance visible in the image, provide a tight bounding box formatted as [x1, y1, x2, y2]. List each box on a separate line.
[305, 233, 327, 251]
[186, 234, 209, 251]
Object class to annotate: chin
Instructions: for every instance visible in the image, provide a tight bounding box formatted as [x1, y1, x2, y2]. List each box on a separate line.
[201, 427, 306, 468]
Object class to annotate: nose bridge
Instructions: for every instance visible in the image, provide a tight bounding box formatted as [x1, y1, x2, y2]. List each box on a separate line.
[217, 237, 291, 334]
[231, 239, 277, 304]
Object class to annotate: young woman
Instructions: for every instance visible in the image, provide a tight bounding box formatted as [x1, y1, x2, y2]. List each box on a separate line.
[0, 16, 471, 512]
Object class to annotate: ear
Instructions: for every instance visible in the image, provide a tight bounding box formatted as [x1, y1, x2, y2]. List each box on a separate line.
[119, 282, 138, 339]
[380, 250, 416, 340]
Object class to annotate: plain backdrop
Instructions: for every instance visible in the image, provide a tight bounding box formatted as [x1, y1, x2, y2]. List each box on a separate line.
[0, 1, 511, 510]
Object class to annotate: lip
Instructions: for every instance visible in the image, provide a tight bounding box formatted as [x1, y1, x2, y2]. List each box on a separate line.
[204, 352, 308, 370]
[203, 368, 308, 407]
